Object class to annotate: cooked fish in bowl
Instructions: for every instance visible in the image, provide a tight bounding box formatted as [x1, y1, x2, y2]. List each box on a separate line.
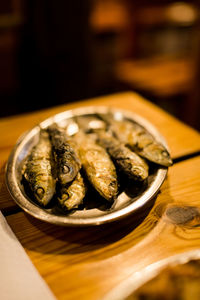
[6, 106, 172, 226]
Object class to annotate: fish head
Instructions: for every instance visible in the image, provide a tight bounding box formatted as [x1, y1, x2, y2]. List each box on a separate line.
[59, 161, 80, 185]
[57, 186, 83, 210]
[33, 178, 55, 206]
[57, 187, 70, 206]
[143, 143, 173, 167]
[94, 176, 118, 202]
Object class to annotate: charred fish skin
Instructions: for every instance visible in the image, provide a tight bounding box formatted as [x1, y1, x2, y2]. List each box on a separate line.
[99, 114, 173, 167]
[74, 132, 118, 202]
[47, 124, 81, 185]
[57, 172, 87, 210]
[24, 130, 56, 206]
[97, 131, 149, 181]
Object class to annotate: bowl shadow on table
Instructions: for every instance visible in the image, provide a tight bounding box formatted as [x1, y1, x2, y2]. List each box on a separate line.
[24, 199, 154, 256]
[23, 178, 174, 258]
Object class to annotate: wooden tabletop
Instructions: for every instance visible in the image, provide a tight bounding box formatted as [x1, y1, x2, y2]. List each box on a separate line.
[1, 92, 200, 300]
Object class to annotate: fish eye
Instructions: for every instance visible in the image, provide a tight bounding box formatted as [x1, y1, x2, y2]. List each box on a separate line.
[109, 181, 116, 188]
[62, 165, 70, 174]
[36, 187, 45, 199]
[162, 150, 168, 157]
[61, 192, 69, 201]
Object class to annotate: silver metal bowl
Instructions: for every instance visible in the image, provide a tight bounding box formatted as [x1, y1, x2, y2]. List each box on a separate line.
[6, 106, 169, 226]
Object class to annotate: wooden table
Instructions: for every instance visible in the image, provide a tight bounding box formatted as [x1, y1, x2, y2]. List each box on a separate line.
[1, 92, 200, 300]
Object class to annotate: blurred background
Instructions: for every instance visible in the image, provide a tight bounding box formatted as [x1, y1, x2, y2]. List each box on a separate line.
[0, 0, 200, 130]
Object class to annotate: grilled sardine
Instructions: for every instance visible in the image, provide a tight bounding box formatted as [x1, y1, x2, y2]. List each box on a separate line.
[74, 131, 118, 201]
[24, 130, 56, 206]
[99, 114, 173, 167]
[47, 124, 81, 185]
[97, 131, 149, 181]
[57, 172, 87, 210]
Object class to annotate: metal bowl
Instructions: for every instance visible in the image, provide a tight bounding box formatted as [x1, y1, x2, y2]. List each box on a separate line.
[6, 106, 169, 226]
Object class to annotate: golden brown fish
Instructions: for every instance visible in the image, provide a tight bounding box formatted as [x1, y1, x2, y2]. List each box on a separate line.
[99, 114, 173, 167]
[74, 131, 118, 201]
[57, 172, 87, 210]
[97, 131, 149, 181]
[24, 130, 56, 206]
[47, 124, 81, 185]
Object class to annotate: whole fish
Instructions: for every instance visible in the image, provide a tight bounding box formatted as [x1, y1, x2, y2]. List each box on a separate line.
[97, 131, 149, 181]
[24, 130, 56, 206]
[99, 114, 173, 167]
[74, 131, 118, 202]
[47, 124, 81, 185]
[57, 172, 87, 210]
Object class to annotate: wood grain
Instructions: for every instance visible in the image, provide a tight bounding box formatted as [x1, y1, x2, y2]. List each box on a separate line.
[6, 156, 200, 300]
[0, 92, 200, 213]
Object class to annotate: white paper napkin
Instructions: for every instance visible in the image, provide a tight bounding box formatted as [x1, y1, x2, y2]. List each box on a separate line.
[0, 212, 56, 300]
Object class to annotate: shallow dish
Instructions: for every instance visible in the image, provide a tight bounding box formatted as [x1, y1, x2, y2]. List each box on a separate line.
[6, 106, 169, 226]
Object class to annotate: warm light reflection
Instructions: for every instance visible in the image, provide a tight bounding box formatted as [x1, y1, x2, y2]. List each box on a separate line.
[113, 112, 123, 121]
[88, 120, 105, 130]
[66, 122, 79, 136]
[166, 2, 198, 25]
